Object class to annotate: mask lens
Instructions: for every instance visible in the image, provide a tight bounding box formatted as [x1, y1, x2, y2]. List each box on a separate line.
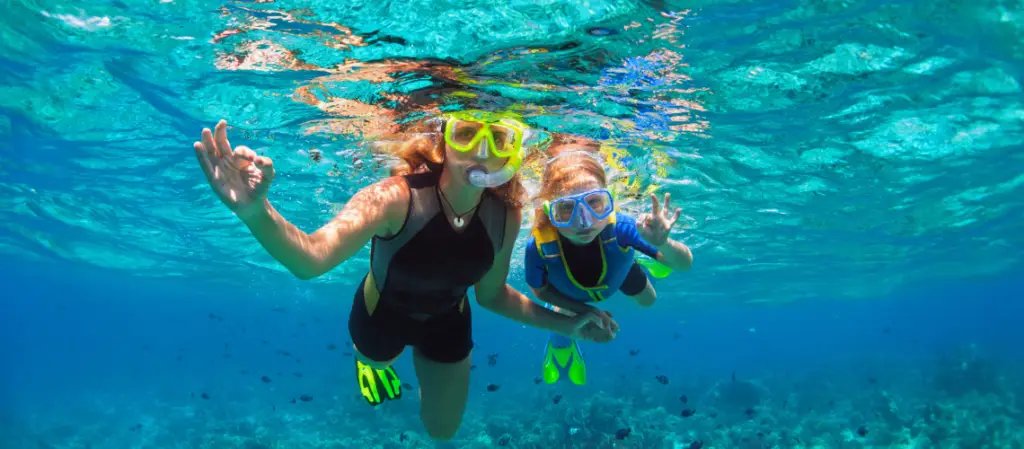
[449, 121, 484, 148]
[487, 124, 517, 156]
[550, 199, 577, 225]
[584, 190, 612, 217]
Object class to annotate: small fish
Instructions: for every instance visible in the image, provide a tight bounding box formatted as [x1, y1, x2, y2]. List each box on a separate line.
[553, 394, 562, 404]
[868, 377, 878, 384]
[222, 353, 232, 359]
[142, 345, 149, 351]
[615, 427, 631, 440]
[276, 350, 292, 357]
[262, 339, 269, 345]
[629, 349, 641, 356]
[471, 364, 477, 370]
[240, 369, 249, 375]
[401, 382, 414, 390]
[533, 377, 543, 385]
[731, 371, 737, 382]
[680, 408, 695, 417]
[261, 376, 272, 383]
[486, 384, 500, 392]
[327, 344, 337, 351]
[745, 407, 756, 417]
[299, 395, 313, 402]
[129, 424, 142, 432]
[687, 441, 704, 449]
[679, 394, 688, 404]
[399, 433, 408, 442]
[271, 404, 276, 412]
[856, 426, 868, 437]
[655, 375, 669, 385]
[487, 353, 499, 366]
[882, 327, 891, 335]
[293, 372, 303, 378]
[201, 393, 210, 400]
[290, 398, 296, 404]
[343, 352, 353, 357]
[586, 27, 617, 36]
[207, 313, 224, 321]
[673, 332, 681, 340]
[497, 434, 511, 446]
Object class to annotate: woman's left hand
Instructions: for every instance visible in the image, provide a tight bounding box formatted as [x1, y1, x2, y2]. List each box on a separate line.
[638, 192, 682, 246]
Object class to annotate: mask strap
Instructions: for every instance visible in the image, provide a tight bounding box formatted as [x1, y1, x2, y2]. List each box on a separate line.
[544, 150, 604, 167]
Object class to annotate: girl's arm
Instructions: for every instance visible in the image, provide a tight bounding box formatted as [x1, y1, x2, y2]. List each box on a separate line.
[654, 238, 693, 272]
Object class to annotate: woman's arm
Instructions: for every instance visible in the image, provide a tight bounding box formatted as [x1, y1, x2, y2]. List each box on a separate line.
[530, 285, 591, 316]
[241, 177, 407, 280]
[474, 208, 582, 337]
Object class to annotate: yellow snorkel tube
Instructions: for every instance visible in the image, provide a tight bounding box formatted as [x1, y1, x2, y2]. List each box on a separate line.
[443, 110, 530, 188]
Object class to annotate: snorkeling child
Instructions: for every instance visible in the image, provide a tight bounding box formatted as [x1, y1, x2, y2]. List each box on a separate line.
[525, 144, 694, 385]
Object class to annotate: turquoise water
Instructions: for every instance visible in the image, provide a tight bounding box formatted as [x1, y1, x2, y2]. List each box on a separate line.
[2, 0, 1023, 448]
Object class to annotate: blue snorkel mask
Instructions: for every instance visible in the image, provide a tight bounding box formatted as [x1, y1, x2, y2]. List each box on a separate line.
[543, 188, 615, 229]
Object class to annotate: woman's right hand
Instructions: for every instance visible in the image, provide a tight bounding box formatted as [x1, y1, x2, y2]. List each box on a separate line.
[193, 120, 276, 220]
[571, 310, 618, 343]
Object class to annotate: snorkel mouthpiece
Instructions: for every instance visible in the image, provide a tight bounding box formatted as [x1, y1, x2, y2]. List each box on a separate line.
[467, 155, 522, 188]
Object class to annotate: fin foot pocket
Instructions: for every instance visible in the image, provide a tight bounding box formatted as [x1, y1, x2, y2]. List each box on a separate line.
[355, 358, 402, 406]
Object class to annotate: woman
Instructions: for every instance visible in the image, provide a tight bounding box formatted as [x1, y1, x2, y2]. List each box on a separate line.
[525, 145, 693, 386]
[190, 111, 612, 441]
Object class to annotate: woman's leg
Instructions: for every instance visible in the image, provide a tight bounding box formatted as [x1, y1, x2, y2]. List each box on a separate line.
[349, 275, 407, 368]
[412, 349, 472, 441]
[414, 298, 475, 441]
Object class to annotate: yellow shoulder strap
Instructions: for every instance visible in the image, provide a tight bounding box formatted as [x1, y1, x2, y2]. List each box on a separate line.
[532, 225, 560, 245]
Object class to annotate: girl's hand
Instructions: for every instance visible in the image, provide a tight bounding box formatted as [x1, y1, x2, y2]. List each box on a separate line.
[637, 192, 682, 246]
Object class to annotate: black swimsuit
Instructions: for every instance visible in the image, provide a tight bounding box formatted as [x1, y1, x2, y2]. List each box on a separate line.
[557, 233, 650, 296]
[348, 169, 506, 363]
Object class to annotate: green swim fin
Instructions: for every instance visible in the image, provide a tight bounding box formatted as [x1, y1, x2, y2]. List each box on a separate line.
[636, 255, 673, 279]
[355, 358, 402, 406]
[542, 335, 586, 386]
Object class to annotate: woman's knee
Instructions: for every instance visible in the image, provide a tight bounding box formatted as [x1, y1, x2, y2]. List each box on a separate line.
[422, 416, 461, 441]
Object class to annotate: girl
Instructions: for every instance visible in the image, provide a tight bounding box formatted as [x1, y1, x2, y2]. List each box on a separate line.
[524, 144, 693, 385]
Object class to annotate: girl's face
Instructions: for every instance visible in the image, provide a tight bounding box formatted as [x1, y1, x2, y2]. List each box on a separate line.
[550, 176, 612, 245]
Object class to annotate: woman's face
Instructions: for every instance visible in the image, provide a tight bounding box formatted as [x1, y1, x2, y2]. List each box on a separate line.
[444, 140, 509, 185]
[551, 176, 611, 245]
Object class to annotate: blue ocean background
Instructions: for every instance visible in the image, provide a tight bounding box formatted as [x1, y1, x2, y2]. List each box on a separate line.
[2, 0, 1024, 447]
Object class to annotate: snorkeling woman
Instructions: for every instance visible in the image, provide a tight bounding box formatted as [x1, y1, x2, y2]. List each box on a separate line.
[525, 144, 693, 386]
[190, 111, 614, 441]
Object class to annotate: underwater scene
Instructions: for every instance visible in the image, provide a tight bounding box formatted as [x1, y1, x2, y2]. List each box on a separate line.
[1, 0, 1023, 448]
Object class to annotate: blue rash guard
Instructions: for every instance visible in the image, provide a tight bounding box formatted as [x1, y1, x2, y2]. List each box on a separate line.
[525, 212, 659, 303]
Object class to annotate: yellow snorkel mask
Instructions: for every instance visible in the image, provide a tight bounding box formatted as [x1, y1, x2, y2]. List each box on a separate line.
[443, 110, 529, 188]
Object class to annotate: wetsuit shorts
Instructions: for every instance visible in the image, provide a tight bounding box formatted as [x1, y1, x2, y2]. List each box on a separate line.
[348, 276, 474, 364]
